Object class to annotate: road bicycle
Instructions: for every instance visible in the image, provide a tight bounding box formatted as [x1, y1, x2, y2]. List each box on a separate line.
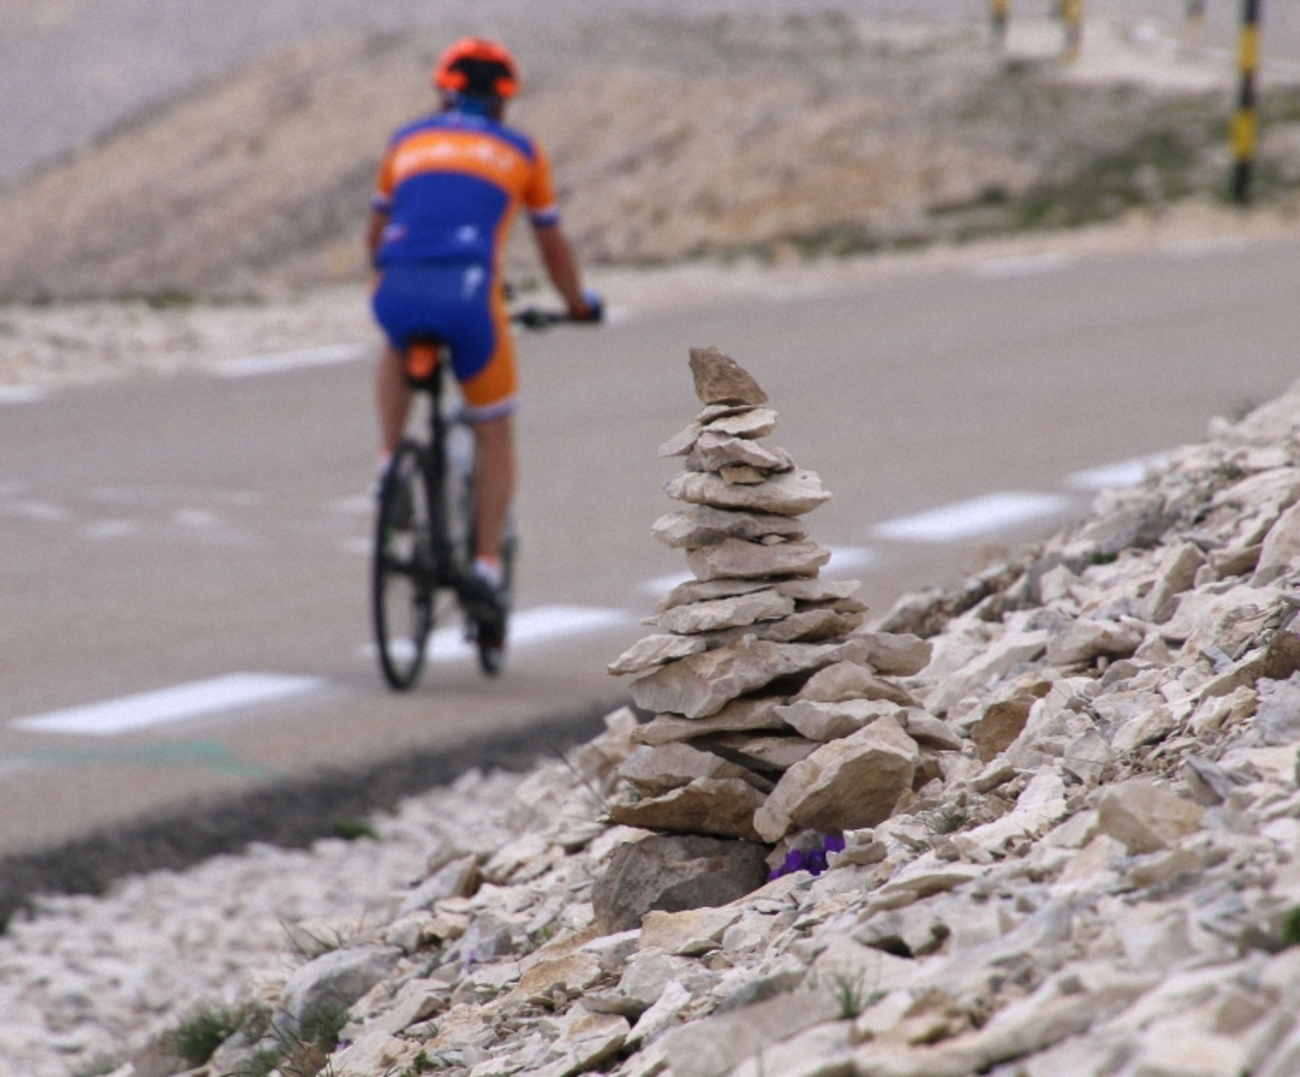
[371, 308, 590, 690]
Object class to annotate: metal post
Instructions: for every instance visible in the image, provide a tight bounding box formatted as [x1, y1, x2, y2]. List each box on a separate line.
[1061, 0, 1083, 62]
[1187, 0, 1206, 22]
[991, 0, 1010, 47]
[1231, 0, 1263, 204]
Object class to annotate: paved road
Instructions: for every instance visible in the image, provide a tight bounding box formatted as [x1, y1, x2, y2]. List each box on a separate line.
[3, 233, 1300, 856]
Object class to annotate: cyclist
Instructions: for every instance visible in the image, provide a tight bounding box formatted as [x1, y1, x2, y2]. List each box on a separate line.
[368, 37, 600, 642]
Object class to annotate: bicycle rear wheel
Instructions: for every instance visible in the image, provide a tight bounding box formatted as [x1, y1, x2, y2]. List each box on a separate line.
[446, 421, 514, 677]
[373, 442, 435, 690]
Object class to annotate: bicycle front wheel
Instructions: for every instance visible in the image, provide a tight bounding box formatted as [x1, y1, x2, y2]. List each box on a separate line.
[373, 442, 435, 690]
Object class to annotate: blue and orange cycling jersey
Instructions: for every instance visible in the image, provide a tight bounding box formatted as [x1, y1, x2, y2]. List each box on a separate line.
[371, 110, 560, 418]
[373, 111, 560, 268]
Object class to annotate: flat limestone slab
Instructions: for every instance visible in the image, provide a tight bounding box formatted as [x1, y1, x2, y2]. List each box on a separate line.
[655, 577, 772, 613]
[665, 468, 830, 517]
[704, 408, 778, 440]
[652, 505, 807, 549]
[776, 698, 902, 741]
[608, 633, 709, 676]
[775, 578, 863, 604]
[698, 731, 821, 771]
[738, 607, 865, 644]
[652, 589, 794, 635]
[686, 431, 792, 474]
[616, 742, 771, 796]
[608, 777, 766, 842]
[632, 697, 791, 745]
[628, 637, 868, 719]
[685, 537, 830, 581]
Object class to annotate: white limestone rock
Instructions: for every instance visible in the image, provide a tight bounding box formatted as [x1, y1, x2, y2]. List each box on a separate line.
[685, 537, 830, 581]
[856, 631, 933, 677]
[632, 696, 791, 745]
[795, 661, 919, 708]
[628, 637, 868, 720]
[652, 504, 808, 548]
[608, 633, 709, 676]
[607, 777, 767, 841]
[686, 430, 793, 474]
[652, 589, 795, 635]
[703, 407, 779, 440]
[664, 468, 830, 517]
[775, 698, 900, 742]
[753, 714, 920, 842]
[616, 742, 772, 796]
[693, 732, 821, 772]
[1097, 779, 1206, 854]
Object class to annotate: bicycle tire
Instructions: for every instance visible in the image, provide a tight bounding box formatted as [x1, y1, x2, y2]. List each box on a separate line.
[372, 441, 435, 690]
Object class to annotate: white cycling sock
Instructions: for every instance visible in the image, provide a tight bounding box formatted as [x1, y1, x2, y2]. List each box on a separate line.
[473, 556, 503, 589]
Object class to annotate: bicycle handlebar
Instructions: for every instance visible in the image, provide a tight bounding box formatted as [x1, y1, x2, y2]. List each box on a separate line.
[510, 297, 604, 329]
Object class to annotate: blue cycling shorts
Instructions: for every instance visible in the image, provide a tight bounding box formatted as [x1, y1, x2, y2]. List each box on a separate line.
[371, 262, 517, 420]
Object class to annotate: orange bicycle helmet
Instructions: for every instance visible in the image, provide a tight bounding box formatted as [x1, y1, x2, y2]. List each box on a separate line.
[433, 38, 520, 100]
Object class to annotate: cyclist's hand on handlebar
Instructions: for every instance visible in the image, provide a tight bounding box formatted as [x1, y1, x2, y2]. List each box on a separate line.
[568, 289, 604, 324]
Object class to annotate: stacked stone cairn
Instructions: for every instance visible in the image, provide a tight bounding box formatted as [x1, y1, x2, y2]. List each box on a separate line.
[606, 347, 941, 856]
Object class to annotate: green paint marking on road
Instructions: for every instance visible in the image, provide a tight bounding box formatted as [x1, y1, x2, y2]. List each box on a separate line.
[14, 739, 277, 779]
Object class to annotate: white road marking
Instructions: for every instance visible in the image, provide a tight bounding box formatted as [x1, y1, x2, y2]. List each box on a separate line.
[10, 674, 324, 737]
[872, 491, 1073, 543]
[825, 546, 879, 572]
[0, 385, 49, 404]
[972, 253, 1071, 280]
[1, 499, 73, 523]
[214, 344, 363, 378]
[330, 495, 374, 516]
[81, 519, 143, 540]
[173, 508, 221, 528]
[640, 571, 695, 595]
[1067, 453, 1170, 492]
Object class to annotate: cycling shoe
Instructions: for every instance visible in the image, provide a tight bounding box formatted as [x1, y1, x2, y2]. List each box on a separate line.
[459, 572, 507, 637]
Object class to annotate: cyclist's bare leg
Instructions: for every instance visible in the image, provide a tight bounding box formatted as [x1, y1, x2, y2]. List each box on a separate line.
[376, 344, 413, 456]
[469, 413, 515, 569]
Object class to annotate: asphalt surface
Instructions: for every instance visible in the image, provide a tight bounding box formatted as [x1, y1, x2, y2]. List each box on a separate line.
[4, 234, 1300, 882]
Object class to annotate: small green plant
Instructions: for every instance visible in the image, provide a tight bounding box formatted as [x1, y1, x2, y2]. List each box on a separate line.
[397, 1050, 436, 1076]
[162, 1001, 249, 1066]
[829, 968, 880, 1020]
[330, 818, 379, 841]
[922, 808, 968, 836]
[1281, 906, 1300, 948]
[282, 919, 363, 960]
[227, 1004, 347, 1077]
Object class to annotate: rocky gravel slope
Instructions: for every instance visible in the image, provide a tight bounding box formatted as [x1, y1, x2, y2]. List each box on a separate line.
[10, 360, 1300, 1077]
[4, 7, 1300, 304]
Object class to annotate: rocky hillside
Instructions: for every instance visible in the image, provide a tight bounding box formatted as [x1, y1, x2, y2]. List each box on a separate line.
[4, 9, 1298, 303]
[9, 357, 1300, 1077]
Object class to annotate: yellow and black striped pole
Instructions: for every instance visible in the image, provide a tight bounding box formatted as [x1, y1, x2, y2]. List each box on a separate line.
[1061, 0, 1083, 62]
[991, 0, 1010, 47]
[1231, 0, 1263, 204]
